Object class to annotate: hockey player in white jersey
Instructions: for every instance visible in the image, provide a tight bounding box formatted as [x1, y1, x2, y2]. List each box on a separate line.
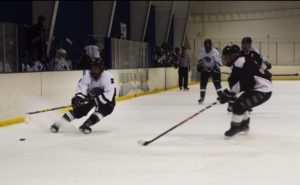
[218, 45, 272, 137]
[197, 39, 223, 103]
[50, 59, 116, 134]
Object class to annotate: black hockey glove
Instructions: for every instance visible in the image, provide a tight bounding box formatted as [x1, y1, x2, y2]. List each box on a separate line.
[265, 61, 272, 70]
[90, 87, 104, 97]
[71, 96, 88, 108]
[197, 60, 204, 72]
[89, 87, 106, 106]
[218, 89, 236, 104]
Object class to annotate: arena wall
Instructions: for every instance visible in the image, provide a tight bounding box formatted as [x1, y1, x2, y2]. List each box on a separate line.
[0, 66, 298, 125]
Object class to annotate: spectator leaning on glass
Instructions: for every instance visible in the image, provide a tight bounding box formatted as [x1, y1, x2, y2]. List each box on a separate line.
[178, 46, 191, 91]
[48, 49, 72, 71]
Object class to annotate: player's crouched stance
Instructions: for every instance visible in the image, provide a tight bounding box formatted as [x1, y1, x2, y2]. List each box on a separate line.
[218, 45, 272, 137]
[50, 59, 116, 134]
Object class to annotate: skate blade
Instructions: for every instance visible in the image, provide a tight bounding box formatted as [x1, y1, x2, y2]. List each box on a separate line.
[224, 130, 250, 139]
[79, 129, 91, 134]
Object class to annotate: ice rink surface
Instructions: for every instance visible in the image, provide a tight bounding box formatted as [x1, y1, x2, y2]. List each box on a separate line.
[1, 81, 300, 185]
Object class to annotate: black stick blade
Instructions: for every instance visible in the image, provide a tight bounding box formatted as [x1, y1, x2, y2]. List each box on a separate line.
[137, 140, 149, 146]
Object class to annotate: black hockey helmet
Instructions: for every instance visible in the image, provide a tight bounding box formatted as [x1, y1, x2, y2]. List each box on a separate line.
[204, 39, 212, 45]
[241, 37, 252, 44]
[91, 58, 103, 66]
[90, 58, 104, 79]
[222, 45, 240, 67]
[222, 44, 240, 56]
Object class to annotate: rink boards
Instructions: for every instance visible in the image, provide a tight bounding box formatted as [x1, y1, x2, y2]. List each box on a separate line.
[0, 66, 299, 126]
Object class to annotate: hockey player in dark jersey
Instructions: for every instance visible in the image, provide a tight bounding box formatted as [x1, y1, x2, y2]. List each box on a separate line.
[50, 59, 116, 134]
[218, 45, 272, 137]
[227, 37, 272, 113]
[241, 37, 272, 71]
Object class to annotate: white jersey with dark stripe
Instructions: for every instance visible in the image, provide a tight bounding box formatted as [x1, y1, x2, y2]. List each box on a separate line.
[75, 71, 116, 105]
[229, 57, 272, 94]
[198, 47, 222, 72]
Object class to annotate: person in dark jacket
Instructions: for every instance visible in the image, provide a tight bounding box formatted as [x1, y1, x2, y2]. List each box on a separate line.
[178, 47, 191, 90]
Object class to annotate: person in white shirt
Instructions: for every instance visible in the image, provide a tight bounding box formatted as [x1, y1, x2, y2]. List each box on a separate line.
[197, 39, 222, 103]
[0, 61, 12, 73]
[50, 58, 116, 134]
[84, 39, 101, 61]
[31, 60, 44, 71]
[29, 51, 44, 72]
[49, 48, 72, 71]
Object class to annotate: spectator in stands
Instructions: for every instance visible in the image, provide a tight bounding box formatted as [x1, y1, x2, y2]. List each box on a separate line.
[31, 51, 44, 72]
[27, 15, 47, 60]
[171, 47, 181, 68]
[22, 53, 32, 72]
[152, 44, 183, 68]
[48, 48, 72, 71]
[0, 60, 12, 73]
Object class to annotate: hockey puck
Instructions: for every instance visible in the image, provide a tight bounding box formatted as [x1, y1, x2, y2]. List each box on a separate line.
[19, 138, 26, 141]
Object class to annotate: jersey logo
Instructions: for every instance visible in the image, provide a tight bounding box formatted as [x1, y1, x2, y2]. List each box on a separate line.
[111, 78, 115, 84]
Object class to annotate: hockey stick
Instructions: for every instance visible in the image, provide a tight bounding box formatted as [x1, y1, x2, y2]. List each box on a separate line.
[24, 102, 89, 124]
[26, 105, 72, 115]
[138, 101, 218, 146]
[272, 73, 300, 77]
[26, 101, 90, 115]
[25, 105, 71, 124]
[221, 72, 299, 76]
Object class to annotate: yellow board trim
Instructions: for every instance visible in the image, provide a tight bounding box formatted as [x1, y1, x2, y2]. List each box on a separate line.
[0, 117, 25, 127]
[0, 78, 299, 128]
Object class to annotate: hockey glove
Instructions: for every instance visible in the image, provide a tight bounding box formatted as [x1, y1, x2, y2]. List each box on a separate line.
[197, 60, 204, 72]
[218, 89, 236, 104]
[90, 87, 104, 97]
[71, 96, 88, 108]
[265, 61, 272, 70]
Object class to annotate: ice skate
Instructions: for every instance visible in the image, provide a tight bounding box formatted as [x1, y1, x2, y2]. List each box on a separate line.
[198, 97, 204, 104]
[79, 124, 92, 134]
[241, 118, 250, 131]
[224, 123, 244, 137]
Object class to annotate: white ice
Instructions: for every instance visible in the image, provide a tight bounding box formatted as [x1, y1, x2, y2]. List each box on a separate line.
[1, 81, 300, 185]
